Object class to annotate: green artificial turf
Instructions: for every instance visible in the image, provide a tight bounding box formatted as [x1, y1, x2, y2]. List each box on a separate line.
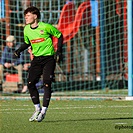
[0, 100, 133, 133]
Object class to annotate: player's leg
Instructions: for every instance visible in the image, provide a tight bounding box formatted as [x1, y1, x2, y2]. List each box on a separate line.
[36, 56, 56, 122]
[0, 64, 3, 91]
[27, 59, 43, 121]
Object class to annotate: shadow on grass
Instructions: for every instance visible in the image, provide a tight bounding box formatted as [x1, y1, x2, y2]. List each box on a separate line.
[46, 117, 133, 123]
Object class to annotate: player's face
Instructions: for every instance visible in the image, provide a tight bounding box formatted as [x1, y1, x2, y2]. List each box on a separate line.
[24, 12, 37, 25]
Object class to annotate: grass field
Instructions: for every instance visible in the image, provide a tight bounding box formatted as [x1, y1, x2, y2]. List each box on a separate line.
[0, 99, 133, 133]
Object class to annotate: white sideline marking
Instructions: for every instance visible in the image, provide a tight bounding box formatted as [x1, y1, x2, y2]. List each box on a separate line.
[1, 104, 133, 110]
[108, 105, 133, 108]
[0, 111, 130, 115]
[115, 123, 127, 125]
[0, 104, 131, 116]
[125, 96, 133, 100]
[0, 104, 29, 107]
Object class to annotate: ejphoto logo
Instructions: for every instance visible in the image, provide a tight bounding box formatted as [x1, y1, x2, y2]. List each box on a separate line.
[115, 125, 133, 130]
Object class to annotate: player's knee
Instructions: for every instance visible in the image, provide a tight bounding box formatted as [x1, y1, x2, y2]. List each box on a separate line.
[43, 80, 51, 88]
[27, 81, 35, 89]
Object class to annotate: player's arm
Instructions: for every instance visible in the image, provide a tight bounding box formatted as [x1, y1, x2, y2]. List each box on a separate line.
[57, 33, 63, 53]
[14, 43, 31, 58]
[46, 24, 63, 62]
[55, 33, 63, 63]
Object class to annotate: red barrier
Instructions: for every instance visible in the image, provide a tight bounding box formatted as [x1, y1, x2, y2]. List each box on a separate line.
[59, 1, 91, 43]
[53, 1, 91, 50]
[6, 74, 19, 82]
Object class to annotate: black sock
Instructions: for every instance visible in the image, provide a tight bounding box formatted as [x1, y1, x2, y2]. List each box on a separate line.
[43, 86, 51, 107]
[29, 85, 40, 104]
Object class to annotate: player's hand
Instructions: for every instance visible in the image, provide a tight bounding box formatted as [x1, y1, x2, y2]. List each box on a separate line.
[55, 51, 63, 63]
[13, 50, 21, 58]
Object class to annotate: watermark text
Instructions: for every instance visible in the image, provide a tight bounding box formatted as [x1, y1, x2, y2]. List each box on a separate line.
[115, 125, 133, 130]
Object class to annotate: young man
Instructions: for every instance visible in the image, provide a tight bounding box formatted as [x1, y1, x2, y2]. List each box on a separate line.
[14, 6, 63, 122]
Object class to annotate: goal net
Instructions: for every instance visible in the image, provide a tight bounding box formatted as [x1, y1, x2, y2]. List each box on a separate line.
[0, 0, 128, 98]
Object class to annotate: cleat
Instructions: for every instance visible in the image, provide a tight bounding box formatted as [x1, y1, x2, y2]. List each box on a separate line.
[35, 113, 45, 122]
[29, 111, 40, 122]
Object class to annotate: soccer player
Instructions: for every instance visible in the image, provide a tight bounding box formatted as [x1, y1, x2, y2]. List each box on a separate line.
[14, 6, 63, 122]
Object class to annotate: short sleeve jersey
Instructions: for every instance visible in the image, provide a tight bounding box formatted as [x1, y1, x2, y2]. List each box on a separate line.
[24, 22, 61, 56]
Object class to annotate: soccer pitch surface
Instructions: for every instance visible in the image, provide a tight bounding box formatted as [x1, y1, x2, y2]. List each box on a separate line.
[0, 99, 133, 133]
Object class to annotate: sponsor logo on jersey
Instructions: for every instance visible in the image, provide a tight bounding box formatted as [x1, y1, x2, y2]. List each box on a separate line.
[40, 30, 44, 34]
[31, 38, 45, 44]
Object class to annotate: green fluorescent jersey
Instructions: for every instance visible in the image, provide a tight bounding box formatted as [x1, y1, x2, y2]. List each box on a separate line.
[24, 22, 61, 56]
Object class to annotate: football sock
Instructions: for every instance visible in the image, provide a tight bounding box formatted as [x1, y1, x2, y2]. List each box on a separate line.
[41, 107, 47, 114]
[34, 104, 41, 111]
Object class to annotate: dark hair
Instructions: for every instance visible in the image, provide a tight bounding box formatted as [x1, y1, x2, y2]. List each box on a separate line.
[24, 6, 40, 19]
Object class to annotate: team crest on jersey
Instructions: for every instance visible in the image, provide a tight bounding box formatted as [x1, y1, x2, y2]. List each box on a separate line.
[40, 30, 44, 34]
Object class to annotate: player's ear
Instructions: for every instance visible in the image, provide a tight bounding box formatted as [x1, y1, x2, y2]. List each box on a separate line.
[34, 14, 37, 19]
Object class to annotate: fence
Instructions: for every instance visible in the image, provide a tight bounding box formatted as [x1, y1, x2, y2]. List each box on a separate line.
[0, 0, 131, 99]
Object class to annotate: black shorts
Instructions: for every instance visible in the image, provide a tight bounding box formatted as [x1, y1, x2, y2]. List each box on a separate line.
[28, 55, 56, 84]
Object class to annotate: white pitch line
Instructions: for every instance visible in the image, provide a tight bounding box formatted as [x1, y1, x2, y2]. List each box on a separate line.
[108, 105, 133, 108]
[115, 123, 128, 125]
[0, 111, 130, 116]
[1, 104, 133, 110]
[0, 106, 95, 112]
